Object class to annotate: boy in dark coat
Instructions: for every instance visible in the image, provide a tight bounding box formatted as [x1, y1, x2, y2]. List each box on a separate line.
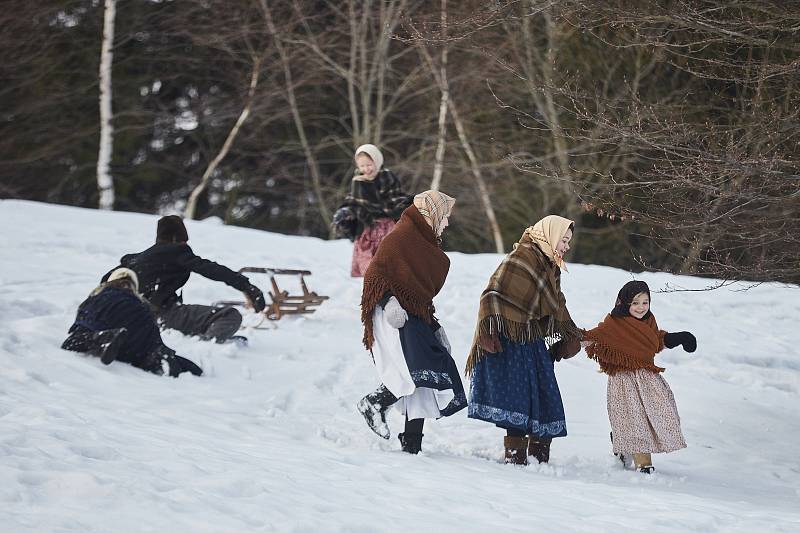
[62, 268, 202, 377]
[102, 216, 266, 344]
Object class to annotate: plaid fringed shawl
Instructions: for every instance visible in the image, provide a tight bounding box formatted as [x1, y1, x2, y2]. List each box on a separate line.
[583, 314, 667, 375]
[361, 205, 450, 351]
[342, 169, 411, 235]
[465, 235, 581, 375]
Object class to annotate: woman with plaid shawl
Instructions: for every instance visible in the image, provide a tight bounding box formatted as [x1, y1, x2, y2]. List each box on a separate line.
[465, 215, 582, 466]
[332, 144, 412, 277]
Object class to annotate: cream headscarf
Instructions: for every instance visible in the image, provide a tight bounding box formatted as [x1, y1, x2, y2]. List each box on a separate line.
[353, 144, 384, 181]
[413, 190, 456, 237]
[522, 215, 574, 271]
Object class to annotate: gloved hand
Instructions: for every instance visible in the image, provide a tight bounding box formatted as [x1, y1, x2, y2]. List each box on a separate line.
[434, 327, 451, 354]
[549, 337, 581, 362]
[243, 284, 267, 313]
[664, 331, 697, 352]
[383, 296, 408, 328]
[332, 207, 357, 241]
[479, 332, 501, 354]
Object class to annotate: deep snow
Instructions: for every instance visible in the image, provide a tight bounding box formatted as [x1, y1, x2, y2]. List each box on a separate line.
[1, 200, 798, 532]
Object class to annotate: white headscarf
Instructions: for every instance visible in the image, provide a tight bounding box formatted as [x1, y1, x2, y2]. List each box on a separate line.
[354, 144, 384, 180]
[413, 190, 456, 237]
[522, 215, 574, 272]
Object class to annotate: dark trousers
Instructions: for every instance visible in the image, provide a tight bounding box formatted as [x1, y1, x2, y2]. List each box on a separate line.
[158, 303, 242, 341]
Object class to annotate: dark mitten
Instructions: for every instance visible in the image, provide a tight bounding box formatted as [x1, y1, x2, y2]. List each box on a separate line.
[332, 207, 357, 241]
[549, 337, 581, 362]
[244, 284, 267, 313]
[663, 331, 697, 352]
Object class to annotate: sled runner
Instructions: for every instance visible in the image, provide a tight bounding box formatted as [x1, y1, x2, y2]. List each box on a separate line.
[213, 267, 329, 327]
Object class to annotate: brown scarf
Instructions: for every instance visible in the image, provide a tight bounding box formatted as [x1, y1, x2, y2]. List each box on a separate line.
[361, 205, 450, 350]
[583, 314, 667, 375]
[465, 232, 581, 375]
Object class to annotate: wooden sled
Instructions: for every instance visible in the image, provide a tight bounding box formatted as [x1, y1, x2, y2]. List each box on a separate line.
[213, 268, 329, 328]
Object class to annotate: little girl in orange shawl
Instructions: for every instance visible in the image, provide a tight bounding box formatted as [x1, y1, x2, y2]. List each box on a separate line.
[582, 280, 697, 474]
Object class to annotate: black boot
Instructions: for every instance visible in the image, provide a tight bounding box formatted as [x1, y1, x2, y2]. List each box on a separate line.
[356, 384, 398, 440]
[398, 432, 424, 454]
[62, 327, 127, 366]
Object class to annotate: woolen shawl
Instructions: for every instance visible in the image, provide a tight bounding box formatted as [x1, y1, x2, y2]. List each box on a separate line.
[465, 228, 581, 375]
[361, 205, 450, 350]
[583, 314, 667, 375]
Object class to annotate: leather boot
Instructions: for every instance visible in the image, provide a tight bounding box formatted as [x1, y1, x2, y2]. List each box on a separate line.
[633, 453, 655, 474]
[398, 432, 423, 454]
[528, 437, 551, 464]
[504, 436, 528, 465]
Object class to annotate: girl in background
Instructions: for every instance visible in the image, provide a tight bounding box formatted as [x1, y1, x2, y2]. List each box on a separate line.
[332, 144, 412, 277]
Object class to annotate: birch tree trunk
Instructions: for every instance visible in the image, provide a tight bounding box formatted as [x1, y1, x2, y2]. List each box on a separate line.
[184, 58, 262, 220]
[262, 0, 332, 227]
[419, 41, 504, 253]
[96, 0, 116, 211]
[429, 0, 448, 192]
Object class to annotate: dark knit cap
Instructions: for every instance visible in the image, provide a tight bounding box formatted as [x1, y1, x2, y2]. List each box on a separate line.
[610, 280, 652, 319]
[156, 215, 189, 243]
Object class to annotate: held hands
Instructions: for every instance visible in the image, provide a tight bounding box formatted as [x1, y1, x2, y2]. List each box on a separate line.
[549, 337, 581, 362]
[663, 331, 697, 353]
[243, 284, 267, 313]
[384, 297, 408, 329]
[479, 332, 502, 354]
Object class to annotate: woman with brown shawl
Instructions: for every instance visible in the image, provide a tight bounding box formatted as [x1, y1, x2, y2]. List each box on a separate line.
[466, 215, 582, 466]
[356, 190, 466, 454]
[582, 280, 695, 474]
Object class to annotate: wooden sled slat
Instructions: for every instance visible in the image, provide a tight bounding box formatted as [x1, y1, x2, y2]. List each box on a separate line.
[213, 267, 329, 326]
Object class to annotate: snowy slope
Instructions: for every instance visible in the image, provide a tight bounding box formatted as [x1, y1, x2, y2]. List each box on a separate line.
[1, 200, 798, 533]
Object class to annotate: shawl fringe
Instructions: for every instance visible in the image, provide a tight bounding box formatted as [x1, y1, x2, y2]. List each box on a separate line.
[464, 314, 582, 375]
[585, 339, 665, 376]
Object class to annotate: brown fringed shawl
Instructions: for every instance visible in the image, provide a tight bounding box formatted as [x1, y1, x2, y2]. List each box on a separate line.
[361, 205, 450, 350]
[465, 234, 581, 375]
[583, 314, 667, 375]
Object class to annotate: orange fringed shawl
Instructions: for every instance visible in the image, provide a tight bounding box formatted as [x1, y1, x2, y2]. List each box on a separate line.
[583, 314, 668, 375]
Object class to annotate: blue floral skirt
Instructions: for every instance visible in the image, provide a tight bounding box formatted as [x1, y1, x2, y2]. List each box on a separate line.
[468, 336, 567, 438]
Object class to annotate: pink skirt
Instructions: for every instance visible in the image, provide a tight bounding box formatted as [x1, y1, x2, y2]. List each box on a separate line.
[607, 369, 687, 455]
[350, 217, 396, 277]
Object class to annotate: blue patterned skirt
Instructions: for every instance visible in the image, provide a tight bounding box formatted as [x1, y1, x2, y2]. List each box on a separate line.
[468, 336, 567, 438]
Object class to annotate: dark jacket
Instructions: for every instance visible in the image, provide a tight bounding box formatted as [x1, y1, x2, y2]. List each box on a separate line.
[70, 286, 163, 360]
[103, 243, 251, 309]
[340, 169, 412, 237]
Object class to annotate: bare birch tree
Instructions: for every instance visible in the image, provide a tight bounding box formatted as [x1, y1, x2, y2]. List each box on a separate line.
[184, 57, 263, 220]
[96, 0, 116, 210]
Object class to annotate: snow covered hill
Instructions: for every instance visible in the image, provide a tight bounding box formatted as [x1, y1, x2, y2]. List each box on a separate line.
[1, 200, 798, 532]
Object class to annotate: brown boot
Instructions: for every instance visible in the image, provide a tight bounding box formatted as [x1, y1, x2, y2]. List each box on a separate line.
[633, 453, 655, 474]
[504, 436, 528, 465]
[528, 437, 551, 464]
